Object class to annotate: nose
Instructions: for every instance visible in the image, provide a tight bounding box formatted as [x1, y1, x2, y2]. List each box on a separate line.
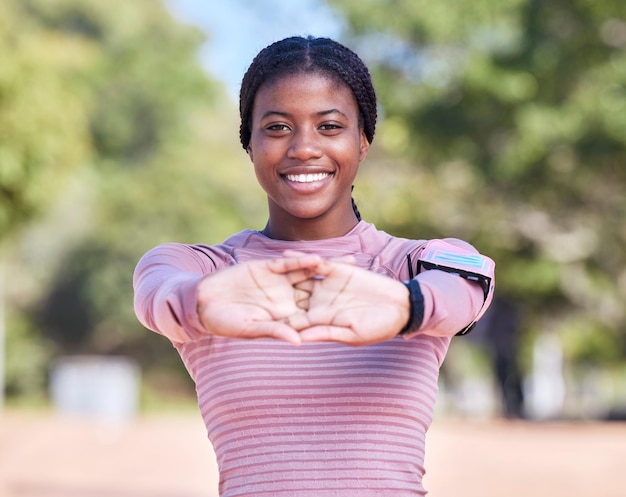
[287, 128, 323, 161]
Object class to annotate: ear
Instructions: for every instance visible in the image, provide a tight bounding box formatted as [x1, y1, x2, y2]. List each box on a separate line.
[246, 146, 253, 162]
[358, 129, 370, 162]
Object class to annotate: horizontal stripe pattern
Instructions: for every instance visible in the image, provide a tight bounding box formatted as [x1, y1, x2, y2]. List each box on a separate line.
[177, 335, 449, 496]
[162, 223, 458, 495]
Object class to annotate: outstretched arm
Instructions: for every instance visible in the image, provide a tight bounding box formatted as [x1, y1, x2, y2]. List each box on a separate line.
[133, 244, 322, 345]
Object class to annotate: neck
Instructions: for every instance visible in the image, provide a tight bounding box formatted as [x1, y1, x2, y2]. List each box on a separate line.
[262, 214, 360, 241]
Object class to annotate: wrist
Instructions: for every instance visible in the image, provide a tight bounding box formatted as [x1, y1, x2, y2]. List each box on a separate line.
[399, 279, 424, 335]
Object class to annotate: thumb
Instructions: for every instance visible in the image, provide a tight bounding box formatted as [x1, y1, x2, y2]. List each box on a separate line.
[284, 312, 313, 332]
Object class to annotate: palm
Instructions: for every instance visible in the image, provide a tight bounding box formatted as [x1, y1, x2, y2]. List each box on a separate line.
[197, 255, 320, 344]
[294, 261, 410, 345]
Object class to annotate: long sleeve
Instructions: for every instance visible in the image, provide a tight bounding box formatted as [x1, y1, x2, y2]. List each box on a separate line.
[133, 243, 220, 343]
[411, 269, 485, 337]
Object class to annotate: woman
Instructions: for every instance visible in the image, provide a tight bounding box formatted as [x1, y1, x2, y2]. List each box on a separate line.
[134, 35, 494, 496]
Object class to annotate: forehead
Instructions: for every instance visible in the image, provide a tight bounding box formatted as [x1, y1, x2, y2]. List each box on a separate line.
[253, 72, 358, 116]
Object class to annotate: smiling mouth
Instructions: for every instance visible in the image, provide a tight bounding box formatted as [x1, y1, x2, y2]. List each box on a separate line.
[284, 172, 331, 183]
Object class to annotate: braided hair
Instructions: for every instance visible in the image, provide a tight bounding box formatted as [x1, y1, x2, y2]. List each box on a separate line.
[239, 36, 377, 221]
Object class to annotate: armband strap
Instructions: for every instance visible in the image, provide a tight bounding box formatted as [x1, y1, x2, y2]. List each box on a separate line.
[399, 278, 424, 335]
[417, 239, 495, 335]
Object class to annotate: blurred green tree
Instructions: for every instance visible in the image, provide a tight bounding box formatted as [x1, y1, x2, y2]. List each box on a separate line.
[2, 0, 265, 400]
[329, 0, 626, 364]
[0, 0, 91, 236]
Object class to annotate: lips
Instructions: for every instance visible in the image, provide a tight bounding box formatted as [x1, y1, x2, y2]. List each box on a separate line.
[284, 172, 331, 183]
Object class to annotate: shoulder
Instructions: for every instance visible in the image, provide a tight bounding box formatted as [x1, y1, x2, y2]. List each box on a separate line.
[221, 229, 260, 248]
[135, 243, 226, 274]
[141, 229, 260, 261]
[358, 222, 427, 257]
[356, 222, 425, 278]
[359, 222, 484, 278]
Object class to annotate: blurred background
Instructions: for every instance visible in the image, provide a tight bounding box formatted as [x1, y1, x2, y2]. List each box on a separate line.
[1, 0, 625, 495]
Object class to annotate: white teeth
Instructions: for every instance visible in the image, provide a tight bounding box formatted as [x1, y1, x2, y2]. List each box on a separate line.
[286, 173, 330, 183]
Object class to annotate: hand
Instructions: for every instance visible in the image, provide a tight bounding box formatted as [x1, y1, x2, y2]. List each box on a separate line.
[288, 259, 411, 346]
[196, 254, 322, 345]
[282, 249, 355, 312]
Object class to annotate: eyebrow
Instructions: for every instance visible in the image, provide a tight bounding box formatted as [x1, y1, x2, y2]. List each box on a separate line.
[260, 108, 348, 120]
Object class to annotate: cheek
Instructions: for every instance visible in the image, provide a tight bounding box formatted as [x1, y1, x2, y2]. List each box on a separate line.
[253, 160, 274, 184]
[252, 164, 268, 190]
[250, 148, 270, 168]
[250, 142, 283, 171]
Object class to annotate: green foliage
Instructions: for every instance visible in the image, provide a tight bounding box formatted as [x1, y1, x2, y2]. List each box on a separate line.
[4, 307, 53, 399]
[331, 0, 626, 362]
[0, 0, 220, 239]
[0, 0, 92, 237]
[3, 0, 265, 400]
[23, 0, 218, 165]
[41, 107, 263, 356]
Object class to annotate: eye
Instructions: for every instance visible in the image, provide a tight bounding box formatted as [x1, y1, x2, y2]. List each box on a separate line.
[262, 123, 292, 138]
[265, 123, 291, 132]
[263, 122, 292, 137]
[318, 123, 343, 133]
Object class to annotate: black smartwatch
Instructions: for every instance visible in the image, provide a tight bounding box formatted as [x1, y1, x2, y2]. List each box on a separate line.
[399, 278, 424, 335]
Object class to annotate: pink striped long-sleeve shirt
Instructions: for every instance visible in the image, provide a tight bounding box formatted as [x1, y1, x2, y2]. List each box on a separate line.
[133, 221, 485, 496]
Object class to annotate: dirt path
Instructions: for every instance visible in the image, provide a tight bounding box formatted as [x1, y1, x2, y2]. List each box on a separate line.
[1, 409, 624, 496]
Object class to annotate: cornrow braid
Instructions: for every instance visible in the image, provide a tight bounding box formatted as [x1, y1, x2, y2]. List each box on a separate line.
[239, 35, 377, 150]
[351, 185, 362, 221]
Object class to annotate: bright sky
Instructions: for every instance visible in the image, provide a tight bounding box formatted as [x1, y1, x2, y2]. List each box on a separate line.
[166, 0, 343, 99]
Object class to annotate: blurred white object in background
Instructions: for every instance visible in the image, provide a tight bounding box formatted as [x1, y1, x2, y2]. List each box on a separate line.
[50, 355, 140, 424]
[525, 333, 565, 420]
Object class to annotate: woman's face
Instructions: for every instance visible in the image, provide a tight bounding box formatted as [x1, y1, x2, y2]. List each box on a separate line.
[247, 72, 370, 240]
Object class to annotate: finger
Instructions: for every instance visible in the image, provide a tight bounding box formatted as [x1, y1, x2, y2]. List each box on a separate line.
[283, 269, 322, 287]
[284, 312, 312, 331]
[273, 327, 303, 346]
[303, 258, 353, 279]
[298, 325, 359, 344]
[294, 287, 311, 310]
[245, 321, 303, 346]
[267, 254, 322, 274]
[293, 278, 315, 293]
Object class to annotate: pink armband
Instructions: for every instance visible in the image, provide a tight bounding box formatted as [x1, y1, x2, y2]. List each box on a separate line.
[417, 240, 495, 335]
